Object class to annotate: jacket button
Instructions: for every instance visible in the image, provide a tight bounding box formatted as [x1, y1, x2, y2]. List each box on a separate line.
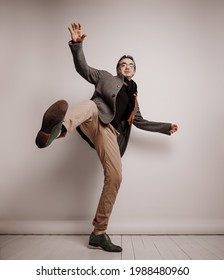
[112, 94, 115, 98]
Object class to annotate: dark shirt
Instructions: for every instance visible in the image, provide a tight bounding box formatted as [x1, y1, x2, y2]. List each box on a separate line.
[111, 78, 137, 129]
[111, 85, 129, 129]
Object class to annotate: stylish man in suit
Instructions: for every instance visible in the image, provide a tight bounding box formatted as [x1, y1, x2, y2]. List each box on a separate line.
[35, 22, 178, 252]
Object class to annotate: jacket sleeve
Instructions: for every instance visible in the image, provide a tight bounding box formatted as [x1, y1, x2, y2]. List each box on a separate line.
[69, 41, 101, 85]
[133, 104, 172, 135]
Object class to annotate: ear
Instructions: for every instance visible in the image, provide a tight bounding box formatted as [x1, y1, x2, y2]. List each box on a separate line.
[117, 67, 122, 74]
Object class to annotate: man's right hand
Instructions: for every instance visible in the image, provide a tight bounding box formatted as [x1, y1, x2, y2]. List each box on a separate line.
[68, 22, 87, 43]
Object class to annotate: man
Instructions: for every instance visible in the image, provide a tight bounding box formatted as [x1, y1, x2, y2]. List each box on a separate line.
[35, 22, 178, 252]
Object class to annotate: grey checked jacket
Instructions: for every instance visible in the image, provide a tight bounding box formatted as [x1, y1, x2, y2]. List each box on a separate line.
[69, 41, 172, 156]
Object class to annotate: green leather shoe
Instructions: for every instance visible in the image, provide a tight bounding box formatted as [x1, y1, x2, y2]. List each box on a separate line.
[35, 100, 68, 148]
[88, 232, 122, 252]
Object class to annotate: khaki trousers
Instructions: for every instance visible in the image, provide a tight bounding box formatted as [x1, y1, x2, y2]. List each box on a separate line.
[63, 100, 122, 232]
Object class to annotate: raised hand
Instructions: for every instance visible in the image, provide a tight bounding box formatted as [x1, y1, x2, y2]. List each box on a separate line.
[170, 124, 178, 134]
[68, 22, 87, 43]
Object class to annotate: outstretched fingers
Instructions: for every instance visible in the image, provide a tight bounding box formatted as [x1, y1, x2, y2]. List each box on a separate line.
[81, 34, 87, 40]
[68, 26, 73, 35]
[68, 21, 86, 42]
[71, 22, 81, 30]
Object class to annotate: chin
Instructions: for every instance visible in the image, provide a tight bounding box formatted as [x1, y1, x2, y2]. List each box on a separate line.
[123, 73, 130, 77]
[124, 75, 132, 80]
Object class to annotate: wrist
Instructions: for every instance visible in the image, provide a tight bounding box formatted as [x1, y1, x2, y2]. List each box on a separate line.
[69, 40, 80, 45]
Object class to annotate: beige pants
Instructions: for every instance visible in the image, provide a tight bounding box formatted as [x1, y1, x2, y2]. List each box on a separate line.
[63, 100, 122, 232]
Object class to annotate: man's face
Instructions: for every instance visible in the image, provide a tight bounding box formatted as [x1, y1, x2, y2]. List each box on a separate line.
[118, 58, 136, 80]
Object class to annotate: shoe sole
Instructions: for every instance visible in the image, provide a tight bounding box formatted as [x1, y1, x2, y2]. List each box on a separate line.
[88, 243, 122, 252]
[35, 100, 68, 148]
[88, 244, 104, 250]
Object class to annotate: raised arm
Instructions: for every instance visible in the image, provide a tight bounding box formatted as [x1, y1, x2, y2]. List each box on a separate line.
[68, 22, 101, 84]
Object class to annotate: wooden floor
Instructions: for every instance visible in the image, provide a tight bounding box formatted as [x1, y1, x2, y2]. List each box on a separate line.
[0, 234, 224, 260]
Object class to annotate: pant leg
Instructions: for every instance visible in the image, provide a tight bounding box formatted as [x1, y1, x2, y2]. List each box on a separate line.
[62, 99, 122, 232]
[80, 119, 122, 232]
[63, 100, 98, 133]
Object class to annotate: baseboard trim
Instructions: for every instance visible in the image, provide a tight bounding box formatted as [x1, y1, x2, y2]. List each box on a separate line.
[0, 219, 223, 234]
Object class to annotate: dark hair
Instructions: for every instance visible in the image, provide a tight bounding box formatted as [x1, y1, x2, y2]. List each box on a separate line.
[116, 55, 136, 71]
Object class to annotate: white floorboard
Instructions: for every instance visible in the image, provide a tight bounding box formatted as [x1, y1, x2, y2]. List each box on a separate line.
[170, 235, 221, 260]
[121, 235, 135, 260]
[0, 235, 223, 260]
[150, 235, 189, 260]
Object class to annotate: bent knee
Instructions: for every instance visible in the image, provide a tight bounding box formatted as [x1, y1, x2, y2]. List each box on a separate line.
[114, 172, 122, 186]
[105, 171, 122, 187]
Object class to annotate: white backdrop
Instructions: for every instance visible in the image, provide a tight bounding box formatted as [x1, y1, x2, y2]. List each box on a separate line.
[0, 0, 224, 234]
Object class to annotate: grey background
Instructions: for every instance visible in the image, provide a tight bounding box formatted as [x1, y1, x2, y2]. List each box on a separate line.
[0, 0, 223, 234]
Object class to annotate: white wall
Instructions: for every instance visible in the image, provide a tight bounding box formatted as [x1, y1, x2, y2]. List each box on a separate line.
[0, 0, 224, 234]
